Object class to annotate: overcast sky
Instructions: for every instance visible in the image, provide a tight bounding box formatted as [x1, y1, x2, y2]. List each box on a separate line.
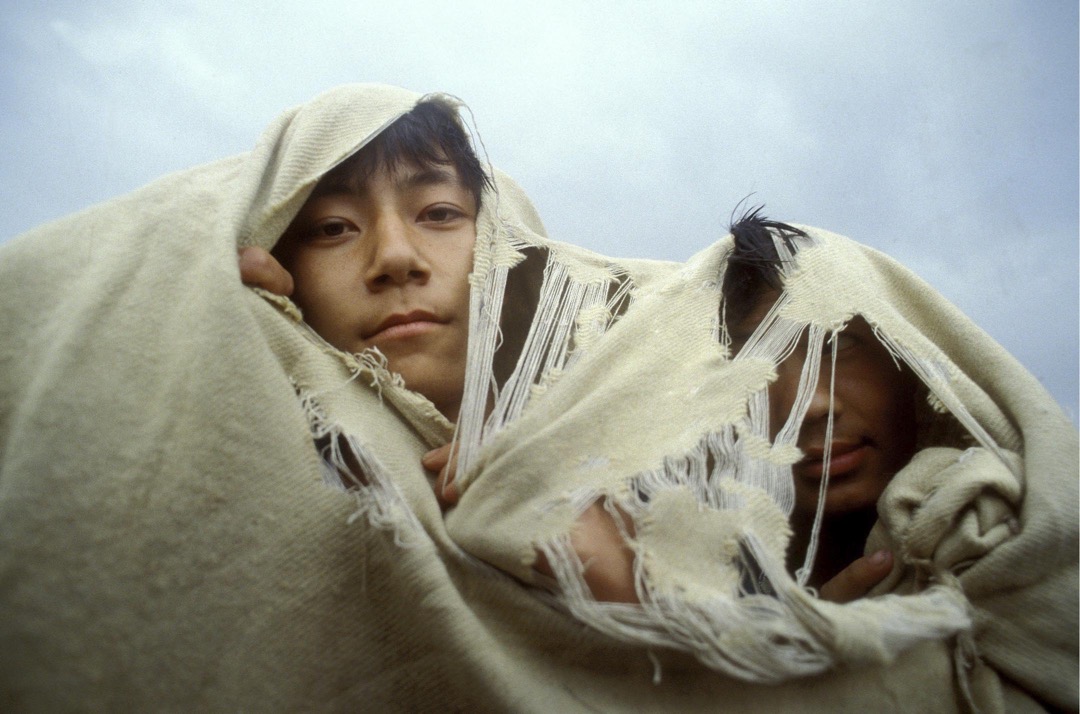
[2, 1, 1077, 419]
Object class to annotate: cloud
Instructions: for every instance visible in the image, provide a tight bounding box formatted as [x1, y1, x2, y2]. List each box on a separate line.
[1, 0, 1076, 417]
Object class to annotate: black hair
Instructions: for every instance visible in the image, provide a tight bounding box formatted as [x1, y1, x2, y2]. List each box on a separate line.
[324, 99, 491, 209]
[721, 205, 809, 325]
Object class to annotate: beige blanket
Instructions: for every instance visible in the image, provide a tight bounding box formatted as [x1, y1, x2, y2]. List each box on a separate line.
[0, 84, 1074, 712]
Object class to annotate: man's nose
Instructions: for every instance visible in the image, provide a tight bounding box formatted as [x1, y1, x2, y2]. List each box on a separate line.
[803, 349, 843, 423]
[364, 216, 429, 290]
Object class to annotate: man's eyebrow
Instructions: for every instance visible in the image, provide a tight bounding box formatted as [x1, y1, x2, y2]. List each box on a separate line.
[394, 166, 462, 191]
[309, 166, 463, 200]
[309, 176, 357, 199]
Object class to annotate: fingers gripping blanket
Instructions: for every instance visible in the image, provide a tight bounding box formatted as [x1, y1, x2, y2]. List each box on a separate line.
[0, 84, 1075, 712]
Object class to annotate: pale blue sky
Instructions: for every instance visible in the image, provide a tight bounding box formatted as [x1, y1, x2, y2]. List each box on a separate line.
[2, 1, 1076, 417]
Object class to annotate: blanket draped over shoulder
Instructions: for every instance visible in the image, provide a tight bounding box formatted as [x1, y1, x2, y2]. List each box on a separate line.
[1, 84, 1075, 713]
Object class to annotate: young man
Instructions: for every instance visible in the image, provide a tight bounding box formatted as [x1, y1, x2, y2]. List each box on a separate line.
[708, 211, 1076, 709]
[264, 100, 487, 423]
[721, 211, 919, 588]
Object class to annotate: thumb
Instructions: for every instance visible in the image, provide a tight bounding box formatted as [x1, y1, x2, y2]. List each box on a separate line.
[239, 246, 294, 296]
[819, 550, 893, 603]
[423, 444, 459, 510]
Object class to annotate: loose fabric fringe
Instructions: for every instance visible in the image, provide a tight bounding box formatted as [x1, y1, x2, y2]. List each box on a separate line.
[528, 428, 971, 683]
[453, 239, 634, 492]
[293, 382, 425, 547]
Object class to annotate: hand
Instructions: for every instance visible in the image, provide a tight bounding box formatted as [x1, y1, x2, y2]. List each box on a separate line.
[238, 246, 294, 296]
[535, 501, 639, 604]
[818, 549, 893, 603]
[422, 443, 459, 510]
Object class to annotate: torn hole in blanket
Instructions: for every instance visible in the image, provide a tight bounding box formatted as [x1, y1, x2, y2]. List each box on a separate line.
[536, 428, 794, 605]
[489, 245, 636, 396]
[453, 244, 638, 492]
[314, 431, 370, 491]
[532, 477, 844, 683]
[292, 382, 425, 544]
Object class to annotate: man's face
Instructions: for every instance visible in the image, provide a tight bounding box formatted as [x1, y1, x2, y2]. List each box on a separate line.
[731, 290, 919, 517]
[274, 160, 477, 421]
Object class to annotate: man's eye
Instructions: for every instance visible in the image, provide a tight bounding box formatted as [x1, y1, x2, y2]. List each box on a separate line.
[421, 205, 463, 223]
[303, 219, 355, 241]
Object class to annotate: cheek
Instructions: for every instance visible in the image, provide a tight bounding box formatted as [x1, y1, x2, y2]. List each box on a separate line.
[444, 235, 476, 302]
[286, 258, 357, 342]
[767, 361, 803, 437]
[860, 365, 919, 460]
[288, 260, 330, 313]
[886, 376, 920, 454]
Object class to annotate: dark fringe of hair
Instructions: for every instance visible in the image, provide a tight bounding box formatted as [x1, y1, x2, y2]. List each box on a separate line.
[722, 205, 809, 323]
[327, 100, 492, 209]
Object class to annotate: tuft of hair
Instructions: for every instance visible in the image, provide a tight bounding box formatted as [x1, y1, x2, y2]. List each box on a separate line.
[327, 99, 492, 209]
[722, 206, 809, 324]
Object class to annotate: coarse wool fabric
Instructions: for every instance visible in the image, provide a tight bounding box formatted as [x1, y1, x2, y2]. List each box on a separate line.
[0, 84, 1075, 713]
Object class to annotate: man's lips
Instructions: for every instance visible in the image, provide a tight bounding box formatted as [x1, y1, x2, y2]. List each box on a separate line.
[797, 441, 870, 479]
[364, 311, 445, 341]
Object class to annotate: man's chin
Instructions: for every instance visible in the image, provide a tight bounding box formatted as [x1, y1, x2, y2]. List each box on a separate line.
[794, 481, 885, 519]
